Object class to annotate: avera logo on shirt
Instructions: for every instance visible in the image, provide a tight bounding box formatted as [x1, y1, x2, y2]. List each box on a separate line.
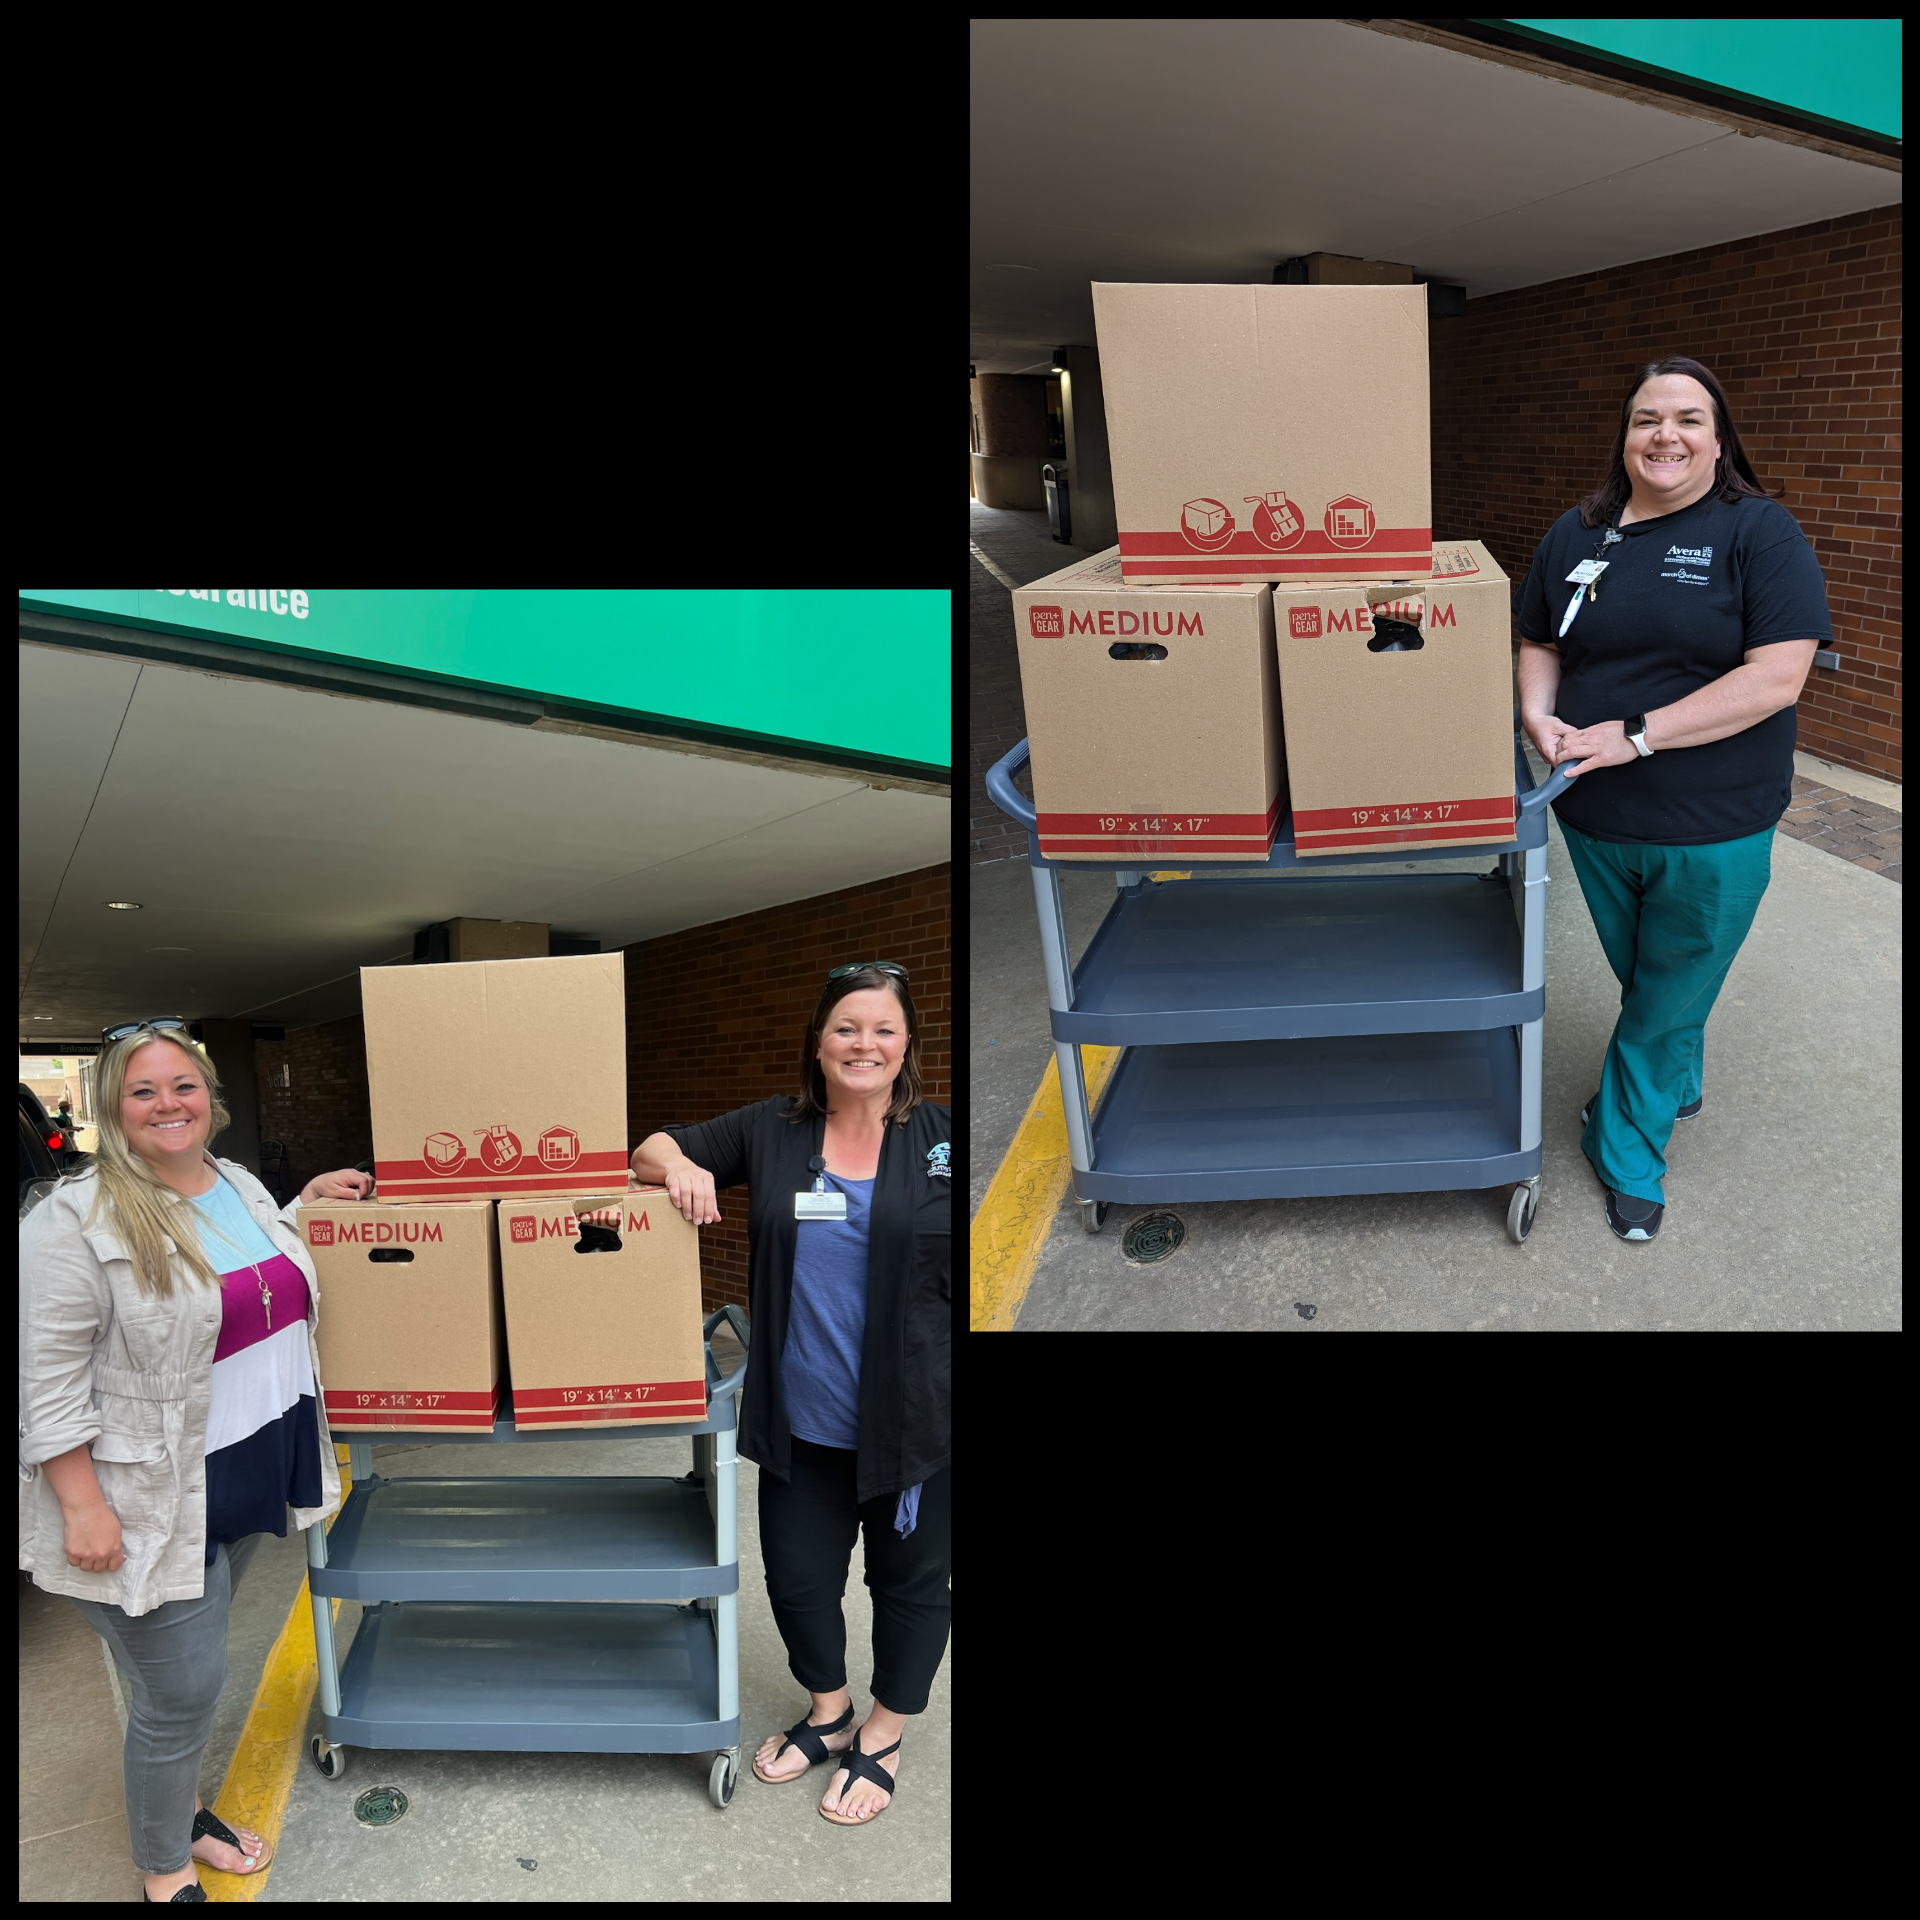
[1663, 543, 1713, 587]
[926, 1143, 951, 1181]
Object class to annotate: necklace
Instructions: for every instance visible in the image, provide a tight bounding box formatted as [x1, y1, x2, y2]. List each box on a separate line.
[251, 1262, 274, 1330]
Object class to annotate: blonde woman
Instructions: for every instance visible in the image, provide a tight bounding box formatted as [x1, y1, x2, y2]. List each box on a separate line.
[19, 1020, 370, 1903]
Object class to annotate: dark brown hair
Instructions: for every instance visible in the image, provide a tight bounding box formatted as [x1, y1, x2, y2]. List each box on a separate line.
[1576, 357, 1784, 528]
[789, 967, 924, 1127]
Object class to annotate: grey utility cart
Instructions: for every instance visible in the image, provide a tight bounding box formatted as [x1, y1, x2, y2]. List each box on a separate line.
[305, 1306, 749, 1807]
[987, 731, 1579, 1243]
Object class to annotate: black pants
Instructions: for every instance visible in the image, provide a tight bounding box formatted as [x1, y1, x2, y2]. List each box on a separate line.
[758, 1438, 951, 1715]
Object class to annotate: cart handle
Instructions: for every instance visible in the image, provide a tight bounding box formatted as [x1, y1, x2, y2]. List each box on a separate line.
[985, 737, 1037, 830]
[996, 732, 1583, 828]
[1519, 759, 1582, 815]
[704, 1304, 749, 1401]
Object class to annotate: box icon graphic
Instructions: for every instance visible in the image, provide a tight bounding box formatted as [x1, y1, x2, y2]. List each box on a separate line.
[473, 1124, 522, 1173]
[1180, 497, 1235, 550]
[424, 1131, 465, 1173]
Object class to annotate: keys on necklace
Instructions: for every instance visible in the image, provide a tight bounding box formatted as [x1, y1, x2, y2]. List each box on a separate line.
[255, 1265, 273, 1330]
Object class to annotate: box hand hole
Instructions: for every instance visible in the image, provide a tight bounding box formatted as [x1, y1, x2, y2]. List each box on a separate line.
[1367, 616, 1424, 653]
[367, 1248, 415, 1264]
[1107, 642, 1168, 661]
[572, 1221, 623, 1254]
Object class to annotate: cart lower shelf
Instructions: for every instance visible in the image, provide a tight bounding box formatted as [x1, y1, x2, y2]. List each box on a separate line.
[1076, 1026, 1540, 1204]
[320, 1600, 738, 1753]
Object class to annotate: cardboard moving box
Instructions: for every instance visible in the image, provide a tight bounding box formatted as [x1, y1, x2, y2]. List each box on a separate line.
[1274, 541, 1516, 857]
[496, 1190, 706, 1430]
[363, 951, 628, 1202]
[1013, 546, 1286, 862]
[304, 1199, 504, 1432]
[1093, 281, 1432, 585]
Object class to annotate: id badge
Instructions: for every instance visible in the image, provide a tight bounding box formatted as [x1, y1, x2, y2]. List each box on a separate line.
[795, 1190, 848, 1220]
[1565, 559, 1610, 587]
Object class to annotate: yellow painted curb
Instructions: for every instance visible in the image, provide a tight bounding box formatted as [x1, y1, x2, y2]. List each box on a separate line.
[970, 1046, 1124, 1330]
[200, 1448, 350, 1901]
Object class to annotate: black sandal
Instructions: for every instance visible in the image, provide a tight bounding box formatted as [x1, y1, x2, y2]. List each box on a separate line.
[143, 1883, 208, 1902]
[819, 1732, 902, 1825]
[752, 1700, 856, 1783]
[189, 1804, 272, 1874]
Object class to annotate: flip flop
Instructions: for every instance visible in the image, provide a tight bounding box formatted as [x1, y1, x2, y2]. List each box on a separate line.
[191, 1805, 273, 1875]
[752, 1700, 856, 1784]
[819, 1732, 901, 1826]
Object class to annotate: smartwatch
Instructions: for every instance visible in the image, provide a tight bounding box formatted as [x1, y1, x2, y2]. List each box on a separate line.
[1625, 714, 1654, 758]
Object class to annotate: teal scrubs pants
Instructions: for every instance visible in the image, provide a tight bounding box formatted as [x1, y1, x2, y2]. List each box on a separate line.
[1557, 818, 1774, 1206]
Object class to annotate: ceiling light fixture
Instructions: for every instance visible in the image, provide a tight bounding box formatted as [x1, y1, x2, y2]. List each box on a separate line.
[104, 901, 144, 910]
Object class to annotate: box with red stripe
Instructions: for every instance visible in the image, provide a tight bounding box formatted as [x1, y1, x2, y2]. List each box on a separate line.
[1273, 542, 1518, 859]
[1012, 548, 1288, 863]
[496, 1192, 707, 1431]
[1092, 280, 1432, 587]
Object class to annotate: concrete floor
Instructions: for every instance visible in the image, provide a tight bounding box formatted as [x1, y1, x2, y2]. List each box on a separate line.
[19, 1334, 950, 1902]
[971, 507, 1903, 1331]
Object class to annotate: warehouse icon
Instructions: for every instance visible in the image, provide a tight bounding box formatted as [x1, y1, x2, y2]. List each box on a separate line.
[1323, 494, 1376, 547]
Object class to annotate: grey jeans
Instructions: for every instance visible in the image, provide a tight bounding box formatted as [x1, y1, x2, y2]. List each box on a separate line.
[69, 1532, 264, 1874]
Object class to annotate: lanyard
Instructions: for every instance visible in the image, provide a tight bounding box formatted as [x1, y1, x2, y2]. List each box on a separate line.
[1559, 521, 1624, 638]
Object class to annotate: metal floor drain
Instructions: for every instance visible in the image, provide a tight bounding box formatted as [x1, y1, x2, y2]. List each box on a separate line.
[354, 1786, 409, 1827]
[1122, 1211, 1186, 1263]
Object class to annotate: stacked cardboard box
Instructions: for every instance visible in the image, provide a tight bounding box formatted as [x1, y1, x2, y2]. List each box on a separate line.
[301, 952, 706, 1433]
[1007, 282, 1514, 860]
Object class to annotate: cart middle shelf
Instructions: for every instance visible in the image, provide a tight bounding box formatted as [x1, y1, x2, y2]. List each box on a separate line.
[1054, 869, 1540, 1044]
[310, 1476, 739, 1602]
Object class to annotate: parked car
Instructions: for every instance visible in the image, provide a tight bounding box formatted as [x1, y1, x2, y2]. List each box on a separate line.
[19, 1084, 85, 1219]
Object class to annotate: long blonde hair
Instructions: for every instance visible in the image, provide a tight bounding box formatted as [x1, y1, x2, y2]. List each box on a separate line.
[81, 1027, 234, 1299]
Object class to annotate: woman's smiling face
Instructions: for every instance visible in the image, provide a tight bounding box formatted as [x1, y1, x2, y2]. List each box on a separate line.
[1624, 373, 1722, 512]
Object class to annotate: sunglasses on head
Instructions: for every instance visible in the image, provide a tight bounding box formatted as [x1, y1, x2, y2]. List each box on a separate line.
[827, 962, 907, 982]
[102, 1016, 192, 1045]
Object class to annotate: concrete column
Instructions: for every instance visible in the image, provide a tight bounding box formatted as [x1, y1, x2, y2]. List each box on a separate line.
[970, 374, 1050, 509]
[1058, 345, 1118, 552]
[197, 1019, 262, 1174]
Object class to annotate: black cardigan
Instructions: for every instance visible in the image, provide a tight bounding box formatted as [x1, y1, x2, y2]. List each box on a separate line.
[663, 1097, 951, 1504]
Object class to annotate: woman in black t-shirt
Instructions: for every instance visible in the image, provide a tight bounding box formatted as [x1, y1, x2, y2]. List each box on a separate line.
[1514, 356, 1832, 1244]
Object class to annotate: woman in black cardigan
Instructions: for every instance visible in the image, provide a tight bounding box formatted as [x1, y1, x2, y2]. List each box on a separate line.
[629, 962, 950, 1826]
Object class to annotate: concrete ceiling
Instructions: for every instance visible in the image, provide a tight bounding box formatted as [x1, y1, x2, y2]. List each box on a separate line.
[18, 641, 950, 1043]
[971, 18, 1901, 372]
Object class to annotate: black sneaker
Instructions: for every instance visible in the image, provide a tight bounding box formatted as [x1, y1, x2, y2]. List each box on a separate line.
[1605, 1188, 1664, 1242]
[1581, 1089, 1702, 1126]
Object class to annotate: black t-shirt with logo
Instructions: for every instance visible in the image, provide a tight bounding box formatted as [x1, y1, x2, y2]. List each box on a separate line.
[1514, 492, 1833, 845]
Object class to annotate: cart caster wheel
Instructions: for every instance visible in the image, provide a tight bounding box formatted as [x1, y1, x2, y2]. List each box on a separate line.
[709, 1753, 738, 1808]
[1507, 1181, 1540, 1244]
[310, 1735, 348, 1780]
[1081, 1201, 1108, 1235]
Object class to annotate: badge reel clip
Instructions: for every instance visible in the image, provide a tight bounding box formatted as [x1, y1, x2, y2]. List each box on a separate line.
[1559, 526, 1623, 638]
[795, 1153, 847, 1221]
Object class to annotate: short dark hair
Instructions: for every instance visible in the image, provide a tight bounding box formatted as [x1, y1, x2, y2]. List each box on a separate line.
[1576, 356, 1784, 529]
[789, 967, 924, 1127]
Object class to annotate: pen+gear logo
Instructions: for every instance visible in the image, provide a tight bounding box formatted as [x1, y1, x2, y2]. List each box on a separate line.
[1179, 497, 1235, 551]
[1028, 605, 1064, 638]
[1288, 606, 1323, 639]
[309, 1219, 335, 1246]
[508, 1215, 538, 1243]
[926, 1143, 951, 1181]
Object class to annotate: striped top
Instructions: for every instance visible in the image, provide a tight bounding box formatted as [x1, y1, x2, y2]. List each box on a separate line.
[187, 1176, 325, 1563]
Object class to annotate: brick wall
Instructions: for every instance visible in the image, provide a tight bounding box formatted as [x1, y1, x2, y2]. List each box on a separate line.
[622, 862, 952, 1317]
[1433, 202, 1902, 783]
[253, 1017, 373, 1202]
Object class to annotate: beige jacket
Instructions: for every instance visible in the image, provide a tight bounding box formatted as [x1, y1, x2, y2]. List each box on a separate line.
[18, 1153, 342, 1617]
